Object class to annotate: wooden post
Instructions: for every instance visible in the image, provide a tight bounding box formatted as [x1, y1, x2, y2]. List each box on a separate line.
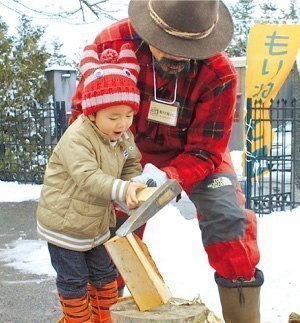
[110, 297, 223, 322]
[104, 233, 172, 312]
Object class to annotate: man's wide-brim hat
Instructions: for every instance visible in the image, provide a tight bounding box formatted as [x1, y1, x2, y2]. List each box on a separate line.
[128, 0, 234, 60]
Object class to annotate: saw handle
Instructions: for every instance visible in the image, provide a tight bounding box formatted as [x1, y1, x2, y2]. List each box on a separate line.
[176, 193, 182, 202]
[146, 178, 157, 187]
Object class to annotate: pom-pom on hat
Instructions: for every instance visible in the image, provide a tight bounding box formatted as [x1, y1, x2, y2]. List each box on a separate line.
[80, 43, 140, 116]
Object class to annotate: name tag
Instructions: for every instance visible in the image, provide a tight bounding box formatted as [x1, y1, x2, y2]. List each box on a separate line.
[147, 100, 179, 126]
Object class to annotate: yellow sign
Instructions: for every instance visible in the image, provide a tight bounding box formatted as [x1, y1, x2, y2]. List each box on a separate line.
[245, 24, 300, 178]
[246, 24, 300, 102]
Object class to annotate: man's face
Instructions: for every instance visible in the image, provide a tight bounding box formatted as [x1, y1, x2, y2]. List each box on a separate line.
[149, 45, 191, 76]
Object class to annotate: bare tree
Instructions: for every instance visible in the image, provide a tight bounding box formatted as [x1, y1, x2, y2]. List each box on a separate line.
[0, 0, 128, 23]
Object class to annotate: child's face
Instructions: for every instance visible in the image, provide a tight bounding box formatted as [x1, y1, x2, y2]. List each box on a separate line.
[89, 104, 134, 141]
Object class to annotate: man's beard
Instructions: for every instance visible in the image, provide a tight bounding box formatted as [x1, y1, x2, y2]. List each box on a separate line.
[154, 57, 191, 79]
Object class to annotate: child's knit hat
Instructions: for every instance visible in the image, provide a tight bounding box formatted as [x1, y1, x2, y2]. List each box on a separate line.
[80, 43, 140, 116]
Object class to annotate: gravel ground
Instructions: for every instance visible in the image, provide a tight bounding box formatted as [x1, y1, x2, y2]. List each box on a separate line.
[0, 201, 61, 323]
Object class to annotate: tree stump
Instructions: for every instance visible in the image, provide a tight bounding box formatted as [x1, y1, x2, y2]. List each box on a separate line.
[110, 297, 223, 322]
[289, 312, 300, 323]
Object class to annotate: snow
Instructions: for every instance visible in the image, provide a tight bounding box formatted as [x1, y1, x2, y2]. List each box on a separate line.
[0, 180, 299, 322]
[146, 206, 300, 323]
[0, 181, 42, 202]
[45, 65, 77, 72]
[0, 239, 55, 277]
[229, 150, 244, 180]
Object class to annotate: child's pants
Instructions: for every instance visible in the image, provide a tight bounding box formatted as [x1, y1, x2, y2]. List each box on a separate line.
[48, 242, 118, 298]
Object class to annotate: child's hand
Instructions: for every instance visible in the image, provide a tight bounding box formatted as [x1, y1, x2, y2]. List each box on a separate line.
[126, 182, 147, 209]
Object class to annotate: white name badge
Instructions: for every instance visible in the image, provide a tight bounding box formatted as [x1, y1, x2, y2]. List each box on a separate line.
[147, 100, 179, 126]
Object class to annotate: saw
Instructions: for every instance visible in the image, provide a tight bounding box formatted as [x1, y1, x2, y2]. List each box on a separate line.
[116, 179, 182, 237]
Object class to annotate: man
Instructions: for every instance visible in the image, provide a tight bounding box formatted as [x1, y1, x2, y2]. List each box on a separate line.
[72, 1, 264, 322]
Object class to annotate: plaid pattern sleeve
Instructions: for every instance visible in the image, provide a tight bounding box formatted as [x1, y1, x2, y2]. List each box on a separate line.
[163, 55, 238, 191]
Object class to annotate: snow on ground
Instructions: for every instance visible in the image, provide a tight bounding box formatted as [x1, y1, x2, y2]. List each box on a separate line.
[0, 180, 299, 322]
[144, 205, 300, 323]
[0, 181, 42, 202]
[0, 239, 55, 277]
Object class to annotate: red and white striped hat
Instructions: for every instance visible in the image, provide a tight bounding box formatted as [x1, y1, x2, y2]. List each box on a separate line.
[80, 43, 140, 116]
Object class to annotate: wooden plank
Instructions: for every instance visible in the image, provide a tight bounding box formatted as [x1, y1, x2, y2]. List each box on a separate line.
[104, 234, 172, 311]
[133, 233, 163, 280]
[126, 233, 171, 303]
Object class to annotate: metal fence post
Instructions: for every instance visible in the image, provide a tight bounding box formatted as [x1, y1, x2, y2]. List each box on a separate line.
[55, 101, 67, 141]
[245, 98, 253, 209]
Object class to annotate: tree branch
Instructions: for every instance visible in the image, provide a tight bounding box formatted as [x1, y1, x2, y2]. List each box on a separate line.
[1, 0, 118, 23]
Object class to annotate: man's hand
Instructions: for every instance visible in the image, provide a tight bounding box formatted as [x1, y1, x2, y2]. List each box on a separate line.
[132, 163, 168, 187]
[126, 182, 147, 209]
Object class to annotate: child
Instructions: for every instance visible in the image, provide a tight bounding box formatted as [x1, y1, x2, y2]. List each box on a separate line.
[37, 43, 146, 323]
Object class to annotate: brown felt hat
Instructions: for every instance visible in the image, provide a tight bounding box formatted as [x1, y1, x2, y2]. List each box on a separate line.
[128, 0, 234, 60]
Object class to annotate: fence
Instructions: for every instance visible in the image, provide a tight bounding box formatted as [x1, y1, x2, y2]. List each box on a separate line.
[245, 97, 300, 215]
[1, 98, 299, 215]
[0, 101, 67, 184]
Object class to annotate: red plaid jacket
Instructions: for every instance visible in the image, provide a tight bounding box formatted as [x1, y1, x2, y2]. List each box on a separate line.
[72, 18, 238, 193]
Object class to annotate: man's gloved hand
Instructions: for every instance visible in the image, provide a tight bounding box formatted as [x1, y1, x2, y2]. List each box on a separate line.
[170, 191, 197, 220]
[131, 163, 168, 187]
[132, 164, 196, 220]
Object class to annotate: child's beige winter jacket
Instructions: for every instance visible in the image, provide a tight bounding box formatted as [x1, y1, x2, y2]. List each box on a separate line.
[37, 115, 142, 251]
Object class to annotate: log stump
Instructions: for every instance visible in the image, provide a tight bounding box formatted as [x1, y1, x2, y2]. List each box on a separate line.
[289, 312, 300, 323]
[110, 297, 223, 322]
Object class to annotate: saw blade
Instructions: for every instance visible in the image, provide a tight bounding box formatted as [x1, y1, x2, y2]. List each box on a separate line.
[116, 179, 182, 237]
